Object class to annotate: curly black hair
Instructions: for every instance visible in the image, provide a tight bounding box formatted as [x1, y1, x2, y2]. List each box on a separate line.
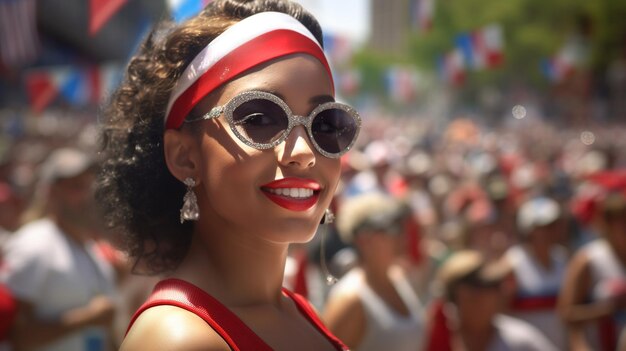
[96, 0, 324, 275]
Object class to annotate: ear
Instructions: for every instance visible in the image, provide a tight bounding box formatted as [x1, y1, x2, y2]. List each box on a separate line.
[163, 128, 201, 184]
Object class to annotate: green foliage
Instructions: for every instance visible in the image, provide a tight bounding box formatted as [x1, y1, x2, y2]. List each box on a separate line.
[351, 49, 393, 96]
[400, 0, 625, 92]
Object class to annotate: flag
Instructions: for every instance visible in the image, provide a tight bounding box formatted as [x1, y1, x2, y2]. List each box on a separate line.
[479, 24, 504, 68]
[455, 24, 504, 70]
[337, 69, 361, 97]
[542, 35, 588, 83]
[0, 0, 40, 68]
[98, 63, 124, 103]
[24, 64, 123, 112]
[323, 32, 353, 66]
[455, 33, 477, 68]
[167, 0, 213, 23]
[24, 69, 57, 113]
[59, 69, 88, 105]
[438, 49, 465, 86]
[411, 0, 434, 33]
[89, 0, 128, 36]
[385, 66, 419, 103]
[541, 55, 574, 83]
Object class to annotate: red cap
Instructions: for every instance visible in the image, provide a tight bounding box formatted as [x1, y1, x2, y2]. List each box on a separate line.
[571, 170, 626, 225]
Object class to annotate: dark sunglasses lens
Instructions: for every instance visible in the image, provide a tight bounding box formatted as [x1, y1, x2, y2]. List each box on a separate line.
[232, 98, 288, 144]
[311, 108, 357, 155]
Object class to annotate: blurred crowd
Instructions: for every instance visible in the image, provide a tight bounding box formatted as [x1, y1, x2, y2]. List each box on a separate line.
[1, 110, 626, 351]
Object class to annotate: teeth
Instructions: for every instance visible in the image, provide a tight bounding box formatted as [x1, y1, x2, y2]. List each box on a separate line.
[267, 188, 314, 198]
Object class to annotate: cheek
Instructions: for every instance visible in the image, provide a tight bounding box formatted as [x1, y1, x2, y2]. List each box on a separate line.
[320, 158, 342, 192]
[197, 132, 263, 200]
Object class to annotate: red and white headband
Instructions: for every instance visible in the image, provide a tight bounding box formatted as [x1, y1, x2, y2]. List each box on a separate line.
[165, 11, 333, 129]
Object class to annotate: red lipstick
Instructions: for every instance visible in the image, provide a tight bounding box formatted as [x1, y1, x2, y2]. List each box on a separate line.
[261, 178, 321, 211]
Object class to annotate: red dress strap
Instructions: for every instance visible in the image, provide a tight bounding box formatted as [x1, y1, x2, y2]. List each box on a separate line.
[127, 278, 272, 351]
[127, 279, 348, 351]
[281, 288, 349, 351]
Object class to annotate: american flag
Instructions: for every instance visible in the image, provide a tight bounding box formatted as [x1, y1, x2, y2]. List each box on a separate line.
[0, 0, 40, 69]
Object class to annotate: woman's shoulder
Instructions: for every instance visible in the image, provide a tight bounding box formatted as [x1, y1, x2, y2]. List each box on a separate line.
[121, 305, 231, 351]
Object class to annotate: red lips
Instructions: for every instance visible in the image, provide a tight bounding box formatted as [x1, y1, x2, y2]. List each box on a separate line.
[261, 178, 321, 211]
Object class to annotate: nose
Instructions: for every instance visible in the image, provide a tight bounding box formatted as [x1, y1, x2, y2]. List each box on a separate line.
[277, 125, 316, 169]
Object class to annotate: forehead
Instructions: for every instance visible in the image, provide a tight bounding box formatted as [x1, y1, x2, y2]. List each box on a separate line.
[223, 55, 333, 99]
[189, 54, 334, 117]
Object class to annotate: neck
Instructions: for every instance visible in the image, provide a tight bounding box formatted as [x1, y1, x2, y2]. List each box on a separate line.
[361, 258, 393, 290]
[175, 221, 289, 308]
[51, 214, 88, 244]
[526, 240, 552, 269]
[456, 321, 495, 351]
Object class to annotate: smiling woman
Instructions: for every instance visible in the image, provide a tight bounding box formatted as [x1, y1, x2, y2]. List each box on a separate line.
[96, 0, 358, 350]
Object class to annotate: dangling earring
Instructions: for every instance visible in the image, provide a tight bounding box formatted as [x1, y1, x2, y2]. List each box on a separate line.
[320, 208, 335, 224]
[319, 208, 338, 285]
[180, 177, 199, 223]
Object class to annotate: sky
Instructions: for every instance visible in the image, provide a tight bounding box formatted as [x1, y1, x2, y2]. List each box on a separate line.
[292, 0, 371, 44]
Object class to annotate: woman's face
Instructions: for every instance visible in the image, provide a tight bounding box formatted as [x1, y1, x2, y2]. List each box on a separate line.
[190, 54, 341, 244]
[455, 282, 502, 329]
[361, 230, 406, 264]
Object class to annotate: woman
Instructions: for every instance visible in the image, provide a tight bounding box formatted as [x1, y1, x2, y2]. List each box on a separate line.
[559, 172, 626, 351]
[424, 250, 557, 351]
[96, 1, 360, 350]
[502, 196, 568, 349]
[323, 193, 424, 351]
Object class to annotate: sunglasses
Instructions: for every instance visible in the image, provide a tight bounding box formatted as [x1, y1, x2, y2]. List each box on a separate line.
[185, 91, 361, 159]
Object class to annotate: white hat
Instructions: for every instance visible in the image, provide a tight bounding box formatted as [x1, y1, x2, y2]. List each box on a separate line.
[39, 148, 93, 184]
[436, 250, 511, 300]
[517, 197, 560, 234]
[337, 192, 406, 243]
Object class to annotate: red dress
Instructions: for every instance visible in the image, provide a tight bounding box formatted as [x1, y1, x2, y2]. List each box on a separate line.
[127, 278, 348, 351]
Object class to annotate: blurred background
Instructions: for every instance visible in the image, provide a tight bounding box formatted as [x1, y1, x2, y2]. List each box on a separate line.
[0, 0, 625, 186]
[1, 1, 626, 349]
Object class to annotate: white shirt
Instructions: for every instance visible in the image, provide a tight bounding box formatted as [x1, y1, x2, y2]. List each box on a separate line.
[1, 218, 116, 351]
[487, 314, 558, 351]
[504, 244, 567, 349]
[584, 239, 626, 349]
[329, 266, 424, 351]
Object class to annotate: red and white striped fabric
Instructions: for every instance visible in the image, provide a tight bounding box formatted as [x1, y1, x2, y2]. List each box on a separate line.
[473, 24, 504, 69]
[0, 0, 40, 69]
[165, 11, 333, 130]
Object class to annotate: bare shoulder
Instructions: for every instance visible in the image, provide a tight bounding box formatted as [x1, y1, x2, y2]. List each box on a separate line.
[323, 288, 365, 349]
[324, 288, 363, 319]
[564, 247, 592, 280]
[120, 305, 231, 351]
[570, 247, 591, 267]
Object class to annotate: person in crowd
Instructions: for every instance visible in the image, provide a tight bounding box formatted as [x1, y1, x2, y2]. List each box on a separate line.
[559, 170, 626, 351]
[96, 0, 360, 350]
[0, 181, 20, 351]
[0, 147, 117, 351]
[323, 192, 424, 351]
[0, 283, 16, 351]
[502, 196, 568, 349]
[424, 249, 557, 351]
[443, 181, 505, 260]
[0, 182, 21, 249]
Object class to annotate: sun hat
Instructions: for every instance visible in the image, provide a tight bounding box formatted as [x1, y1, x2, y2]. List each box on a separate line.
[39, 147, 94, 184]
[517, 197, 561, 235]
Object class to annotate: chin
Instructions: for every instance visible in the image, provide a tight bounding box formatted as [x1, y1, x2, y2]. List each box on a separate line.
[268, 218, 320, 244]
